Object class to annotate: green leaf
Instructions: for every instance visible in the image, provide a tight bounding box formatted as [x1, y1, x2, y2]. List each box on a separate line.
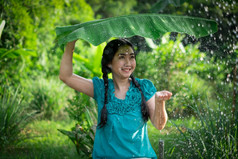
[0, 20, 5, 38]
[57, 129, 76, 142]
[0, 48, 37, 59]
[55, 14, 218, 46]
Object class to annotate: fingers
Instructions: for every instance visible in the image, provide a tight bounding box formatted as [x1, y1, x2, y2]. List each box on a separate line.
[68, 40, 77, 45]
[155, 90, 172, 101]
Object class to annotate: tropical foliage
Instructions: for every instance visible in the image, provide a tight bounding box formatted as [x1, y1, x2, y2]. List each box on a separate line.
[171, 100, 238, 159]
[0, 0, 237, 159]
[58, 93, 97, 157]
[134, 33, 225, 118]
[0, 87, 36, 150]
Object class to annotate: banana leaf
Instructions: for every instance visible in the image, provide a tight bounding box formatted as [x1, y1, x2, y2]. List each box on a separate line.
[55, 14, 218, 46]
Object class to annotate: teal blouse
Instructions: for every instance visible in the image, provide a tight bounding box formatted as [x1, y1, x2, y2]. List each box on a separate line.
[92, 77, 157, 159]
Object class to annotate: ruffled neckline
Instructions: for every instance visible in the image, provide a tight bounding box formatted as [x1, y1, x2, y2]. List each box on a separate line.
[105, 79, 142, 115]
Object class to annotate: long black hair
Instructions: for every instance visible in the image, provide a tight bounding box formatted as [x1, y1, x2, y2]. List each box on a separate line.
[98, 39, 149, 128]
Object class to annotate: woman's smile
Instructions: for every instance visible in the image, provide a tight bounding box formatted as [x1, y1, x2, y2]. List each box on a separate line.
[109, 45, 136, 79]
[121, 67, 132, 72]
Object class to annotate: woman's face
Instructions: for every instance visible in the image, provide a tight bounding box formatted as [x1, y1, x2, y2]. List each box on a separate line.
[108, 45, 136, 79]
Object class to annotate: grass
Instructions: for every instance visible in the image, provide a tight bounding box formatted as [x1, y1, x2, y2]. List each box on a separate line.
[0, 119, 79, 159]
[0, 117, 198, 159]
[172, 104, 238, 159]
[148, 117, 198, 158]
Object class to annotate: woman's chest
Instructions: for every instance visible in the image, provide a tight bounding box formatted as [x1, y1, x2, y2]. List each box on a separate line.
[106, 90, 142, 115]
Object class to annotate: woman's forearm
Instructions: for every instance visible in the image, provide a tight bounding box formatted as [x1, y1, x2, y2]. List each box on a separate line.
[58, 40, 94, 97]
[152, 100, 168, 130]
[59, 41, 76, 82]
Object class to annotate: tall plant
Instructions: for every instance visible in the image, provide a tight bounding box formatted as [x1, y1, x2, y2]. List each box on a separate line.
[0, 48, 37, 94]
[72, 40, 105, 78]
[58, 93, 97, 157]
[0, 87, 36, 151]
[22, 76, 73, 120]
[170, 100, 238, 158]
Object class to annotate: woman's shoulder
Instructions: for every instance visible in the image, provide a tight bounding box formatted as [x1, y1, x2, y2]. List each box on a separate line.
[135, 78, 157, 101]
[92, 77, 114, 90]
[92, 77, 113, 84]
[92, 77, 106, 101]
[135, 78, 154, 87]
[92, 77, 104, 84]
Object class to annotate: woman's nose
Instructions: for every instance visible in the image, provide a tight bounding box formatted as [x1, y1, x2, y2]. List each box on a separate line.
[125, 57, 131, 65]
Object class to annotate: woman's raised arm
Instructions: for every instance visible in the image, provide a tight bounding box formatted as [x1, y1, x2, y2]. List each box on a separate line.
[59, 40, 94, 98]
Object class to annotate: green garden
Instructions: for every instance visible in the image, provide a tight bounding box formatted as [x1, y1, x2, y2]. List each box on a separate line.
[0, 0, 237, 158]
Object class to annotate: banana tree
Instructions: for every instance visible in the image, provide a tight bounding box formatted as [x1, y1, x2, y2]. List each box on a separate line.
[55, 13, 217, 46]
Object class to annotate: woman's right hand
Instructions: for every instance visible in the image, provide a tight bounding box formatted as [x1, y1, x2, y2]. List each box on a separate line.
[69, 40, 77, 45]
[66, 40, 77, 52]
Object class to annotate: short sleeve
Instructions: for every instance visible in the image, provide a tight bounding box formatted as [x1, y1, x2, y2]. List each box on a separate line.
[92, 77, 104, 103]
[137, 79, 157, 101]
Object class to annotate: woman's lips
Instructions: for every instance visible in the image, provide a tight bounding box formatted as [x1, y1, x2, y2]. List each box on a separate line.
[121, 67, 131, 72]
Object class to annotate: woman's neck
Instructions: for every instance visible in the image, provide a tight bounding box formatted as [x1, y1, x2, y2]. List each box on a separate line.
[112, 77, 131, 100]
[112, 76, 130, 92]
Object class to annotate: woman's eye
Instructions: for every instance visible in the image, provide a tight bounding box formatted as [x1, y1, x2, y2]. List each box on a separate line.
[119, 56, 125, 59]
[130, 55, 135, 58]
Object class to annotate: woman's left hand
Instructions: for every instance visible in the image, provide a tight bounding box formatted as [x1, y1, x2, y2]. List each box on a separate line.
[155, 90, 172, 101]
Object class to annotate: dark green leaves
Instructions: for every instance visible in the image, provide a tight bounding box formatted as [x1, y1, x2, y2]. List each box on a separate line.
[150, 0, 191, 12]
[55, 14, 218, 46]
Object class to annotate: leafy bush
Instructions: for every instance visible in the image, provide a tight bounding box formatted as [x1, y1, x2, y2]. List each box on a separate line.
[66, 93, 97, 128]
[170, 100, 238, 159]
[58, 124, 96, 157]
[73, 40, 105, 78]
[134, 33, 221, 118]
[22, 76, 73, 120]
[0, 87, 36, 150]
[169, 73, 214, 118]
[0, 48, 37, 93]
[58, 93, 97, 157]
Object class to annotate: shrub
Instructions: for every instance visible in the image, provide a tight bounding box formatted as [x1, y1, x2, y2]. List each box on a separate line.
[134, 33, 218, 118]
[170, 100, 238, 159]
[58, 93, 97, 157]
[0, 86, 36, 151]
[0, 48, 37, 94]
[58, 124, 96, 157]
[169, 73, 214, 118]
[22, 76, 73, 120]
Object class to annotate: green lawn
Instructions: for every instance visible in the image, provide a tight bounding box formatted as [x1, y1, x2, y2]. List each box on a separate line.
[0, 119, 79, 159]
[0, 118, 196, 159]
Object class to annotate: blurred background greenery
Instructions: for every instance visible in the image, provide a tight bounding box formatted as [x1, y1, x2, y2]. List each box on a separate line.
[0, 0, 237, 158]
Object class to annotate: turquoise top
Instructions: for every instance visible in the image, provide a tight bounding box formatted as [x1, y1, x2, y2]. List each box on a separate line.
[92, 77, 157, 159]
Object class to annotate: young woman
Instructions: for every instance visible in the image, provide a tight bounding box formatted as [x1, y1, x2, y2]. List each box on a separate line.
[59, 39, 172, 159]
